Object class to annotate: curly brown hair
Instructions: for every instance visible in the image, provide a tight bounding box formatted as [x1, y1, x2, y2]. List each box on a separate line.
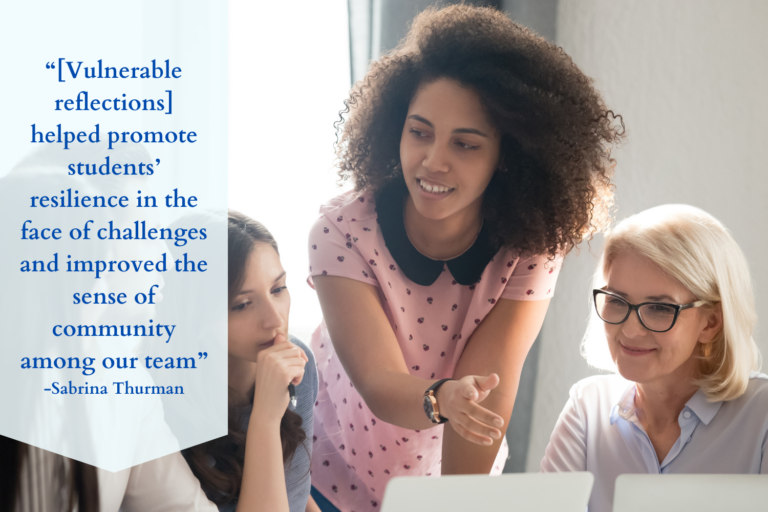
[335, 4, 624, 257]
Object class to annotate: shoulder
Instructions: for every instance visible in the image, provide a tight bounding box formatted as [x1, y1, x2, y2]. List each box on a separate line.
[315, 189, 378, 225]
[499, 250, 563, 301]
[510, 252, 563, 274]
[710, 373, 768, 434]
[307, 190, 383, 287]
[736, 372, 768, 405]
[308, 189, 379, 248]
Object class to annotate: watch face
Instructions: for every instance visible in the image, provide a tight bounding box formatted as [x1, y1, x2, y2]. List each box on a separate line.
[423, 395, 435, 420]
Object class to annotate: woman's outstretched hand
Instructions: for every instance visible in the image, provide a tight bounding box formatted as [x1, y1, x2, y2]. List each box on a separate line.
[436, 374, 505, 445]
[252, 333, 308, 425]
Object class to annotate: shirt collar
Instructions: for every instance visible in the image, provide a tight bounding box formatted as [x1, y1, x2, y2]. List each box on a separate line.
[375, 179, 499, 286]
[684, 387, 723, 426]
[609, 382, 724, 426]
[611, 383, 638, 425]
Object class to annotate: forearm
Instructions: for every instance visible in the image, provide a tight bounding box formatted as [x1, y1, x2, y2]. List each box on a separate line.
[355, 369, 440, 430]
[440, 298, 549, 474]
[237, 419, 289, 512]
[315, 276, 438, 430]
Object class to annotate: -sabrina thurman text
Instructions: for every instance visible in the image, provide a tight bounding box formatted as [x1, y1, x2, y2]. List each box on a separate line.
[45, 381, 184, 395]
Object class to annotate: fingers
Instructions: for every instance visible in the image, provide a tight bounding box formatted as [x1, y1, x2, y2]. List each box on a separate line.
[445, 375, 505, 446]
[460, 380, 479, 401]
[455, 374, 499, 402]
[260, 355, 306, 386]
[272, 333, 309, 363]
[449, 402, 504, 445]
[274, 332, 307, 361]
[273, 347, 307, 363]
[474, 373, 500, 393]
[256, 338, 307, 388]
[261, 342, 307, 364]
[289, 367, 306, 386]
[272, 360, 305, 387]
[450, 418, 494, 445]
[450, 411, 503, 445]
[464, 400, 505, 429]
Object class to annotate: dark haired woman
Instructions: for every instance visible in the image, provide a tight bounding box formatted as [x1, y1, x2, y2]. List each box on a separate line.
[184, 211, 321, 512]
[307, 5, 623, 512]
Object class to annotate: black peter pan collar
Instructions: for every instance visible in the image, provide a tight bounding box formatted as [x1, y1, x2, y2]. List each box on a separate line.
[375, 180, 499, 287]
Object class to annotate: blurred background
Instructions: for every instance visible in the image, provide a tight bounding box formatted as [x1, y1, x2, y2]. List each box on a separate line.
[229, 0, 768, 474]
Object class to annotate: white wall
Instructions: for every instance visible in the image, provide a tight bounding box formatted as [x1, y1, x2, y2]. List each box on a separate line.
[229, 0, 351, 343]
[527, 0, 768, 470]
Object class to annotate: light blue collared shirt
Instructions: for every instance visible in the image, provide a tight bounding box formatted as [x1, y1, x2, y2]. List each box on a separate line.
[541, 373, 768, 512]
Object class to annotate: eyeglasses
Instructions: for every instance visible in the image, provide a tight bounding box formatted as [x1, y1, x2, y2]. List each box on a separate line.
[592, 289, 707, 333]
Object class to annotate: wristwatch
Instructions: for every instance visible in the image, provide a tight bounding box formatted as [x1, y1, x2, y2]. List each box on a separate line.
[423, 379, 452, 424]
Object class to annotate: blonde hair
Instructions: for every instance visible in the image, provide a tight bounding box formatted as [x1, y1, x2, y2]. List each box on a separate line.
[581, 204, 760, 401]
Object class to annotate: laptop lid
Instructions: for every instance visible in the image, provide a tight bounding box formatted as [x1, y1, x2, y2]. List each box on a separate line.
[381, 472, 594, 512]
[614, 474, 768, 512]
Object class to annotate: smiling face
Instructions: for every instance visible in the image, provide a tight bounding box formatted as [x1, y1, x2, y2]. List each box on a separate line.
[399, 78, 501, 222]
[603, 251, 717, 387]
[228, 242, 290, 363]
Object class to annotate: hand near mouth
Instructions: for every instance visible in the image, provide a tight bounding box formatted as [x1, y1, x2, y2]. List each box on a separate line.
[252, 333, 308, 423]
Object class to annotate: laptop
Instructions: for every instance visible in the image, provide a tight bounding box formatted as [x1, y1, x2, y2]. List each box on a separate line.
[613, 474, 768, 512]
[381, 472, 594, 512]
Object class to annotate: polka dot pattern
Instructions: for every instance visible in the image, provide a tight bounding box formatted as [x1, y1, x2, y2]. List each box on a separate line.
[306, 190, 562, 512]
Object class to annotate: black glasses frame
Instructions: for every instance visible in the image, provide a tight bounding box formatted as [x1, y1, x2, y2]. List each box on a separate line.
[592, 289, 707, 333]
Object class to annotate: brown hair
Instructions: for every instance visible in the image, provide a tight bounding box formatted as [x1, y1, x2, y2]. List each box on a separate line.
[0, 437, 100, 512]
[182, 211, 306, 506]
[335, 4, 624, 256]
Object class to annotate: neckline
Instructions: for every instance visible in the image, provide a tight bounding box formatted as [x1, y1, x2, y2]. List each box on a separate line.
[374, 179, 499, 286]
[612, 382, 723, 427]
[403, 200, 484, 262]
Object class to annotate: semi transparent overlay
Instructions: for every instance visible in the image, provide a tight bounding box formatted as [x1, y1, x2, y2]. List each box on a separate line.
[0, 0, 227, 471]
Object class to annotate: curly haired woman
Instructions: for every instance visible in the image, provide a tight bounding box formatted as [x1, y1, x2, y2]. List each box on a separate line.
[306, 5, 624, 511]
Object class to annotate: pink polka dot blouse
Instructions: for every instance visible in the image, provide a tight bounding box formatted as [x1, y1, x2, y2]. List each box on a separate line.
[306, 185, 562, 512]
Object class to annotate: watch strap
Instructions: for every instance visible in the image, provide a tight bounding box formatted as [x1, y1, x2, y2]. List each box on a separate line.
[425, 378, 452, 423]
[426, 378, 453, 395]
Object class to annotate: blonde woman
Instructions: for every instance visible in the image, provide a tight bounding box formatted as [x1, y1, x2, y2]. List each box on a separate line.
[540, 205, 767, 512]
